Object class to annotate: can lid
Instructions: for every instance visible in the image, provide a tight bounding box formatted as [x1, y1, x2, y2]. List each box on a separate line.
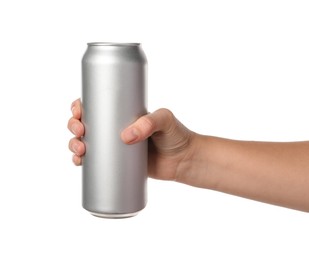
[87, 42, 140, 47]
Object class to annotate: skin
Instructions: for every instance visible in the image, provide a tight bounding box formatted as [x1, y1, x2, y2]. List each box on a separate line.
[68, 99, 309, 212]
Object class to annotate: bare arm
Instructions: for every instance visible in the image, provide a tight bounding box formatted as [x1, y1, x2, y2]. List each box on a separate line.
[69, 100, 309, 212]
[178, 136, 309, 212]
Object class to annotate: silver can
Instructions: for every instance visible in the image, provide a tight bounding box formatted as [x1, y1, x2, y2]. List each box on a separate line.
[81, 42, 148, 218]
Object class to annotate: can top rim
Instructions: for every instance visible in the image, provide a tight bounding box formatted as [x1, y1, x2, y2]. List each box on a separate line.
[87, 42, 140, 47]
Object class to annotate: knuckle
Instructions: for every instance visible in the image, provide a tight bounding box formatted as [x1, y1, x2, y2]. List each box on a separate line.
[68, 117, 77, 130]
[140, 115, 156, 133]
[73, 155, 81, 166]
[68, 138, 74, 151]
[157, 108, 174, 121]
[71, 98, 80, 108]
[71, 99, 82, 119]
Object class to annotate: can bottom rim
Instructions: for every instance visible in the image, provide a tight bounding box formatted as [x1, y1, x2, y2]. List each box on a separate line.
[87, 42, 140, 47]
[89, 210, 140, 219]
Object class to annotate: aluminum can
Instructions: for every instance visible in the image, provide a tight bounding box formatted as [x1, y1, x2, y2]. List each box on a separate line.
[81, 42, 147, 218]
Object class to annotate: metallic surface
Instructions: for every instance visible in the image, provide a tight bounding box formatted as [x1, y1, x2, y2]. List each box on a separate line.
[81, 42, 147, 218]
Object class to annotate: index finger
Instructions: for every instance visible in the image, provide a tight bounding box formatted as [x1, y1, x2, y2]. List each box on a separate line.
[71, 98, 82, 119]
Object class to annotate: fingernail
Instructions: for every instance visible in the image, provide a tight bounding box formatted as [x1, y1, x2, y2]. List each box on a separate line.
[126, 128, 139, 143]
[71, 105, 75, 114]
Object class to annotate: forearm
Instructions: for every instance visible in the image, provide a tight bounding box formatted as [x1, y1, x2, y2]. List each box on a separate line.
[178, 135, 309, 212]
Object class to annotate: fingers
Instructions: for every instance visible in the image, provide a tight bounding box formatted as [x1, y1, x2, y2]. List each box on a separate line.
[69, 98, 84, 166]
[72, 154, 82, 166]
[69, 137, 85, 157]
[71, 98, 82, 119]
[121, 108, 174, 144]
[67, 117, 85, 137]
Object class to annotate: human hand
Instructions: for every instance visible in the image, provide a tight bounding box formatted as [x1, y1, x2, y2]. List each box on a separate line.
[68, 98, 197, 181]
[68, 99, 85, 166]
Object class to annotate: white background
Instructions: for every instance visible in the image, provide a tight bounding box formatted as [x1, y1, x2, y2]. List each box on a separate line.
[0, 0, 308, 259]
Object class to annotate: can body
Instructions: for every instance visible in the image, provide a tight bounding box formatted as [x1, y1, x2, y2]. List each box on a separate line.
[81, 42, 147, 218]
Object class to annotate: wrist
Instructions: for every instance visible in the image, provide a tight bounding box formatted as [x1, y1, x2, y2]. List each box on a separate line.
[175, 133, 213, 189]
[177, 134, 229, 191]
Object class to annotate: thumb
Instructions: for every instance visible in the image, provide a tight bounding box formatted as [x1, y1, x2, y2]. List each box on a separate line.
[120, 108, 174, 144]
